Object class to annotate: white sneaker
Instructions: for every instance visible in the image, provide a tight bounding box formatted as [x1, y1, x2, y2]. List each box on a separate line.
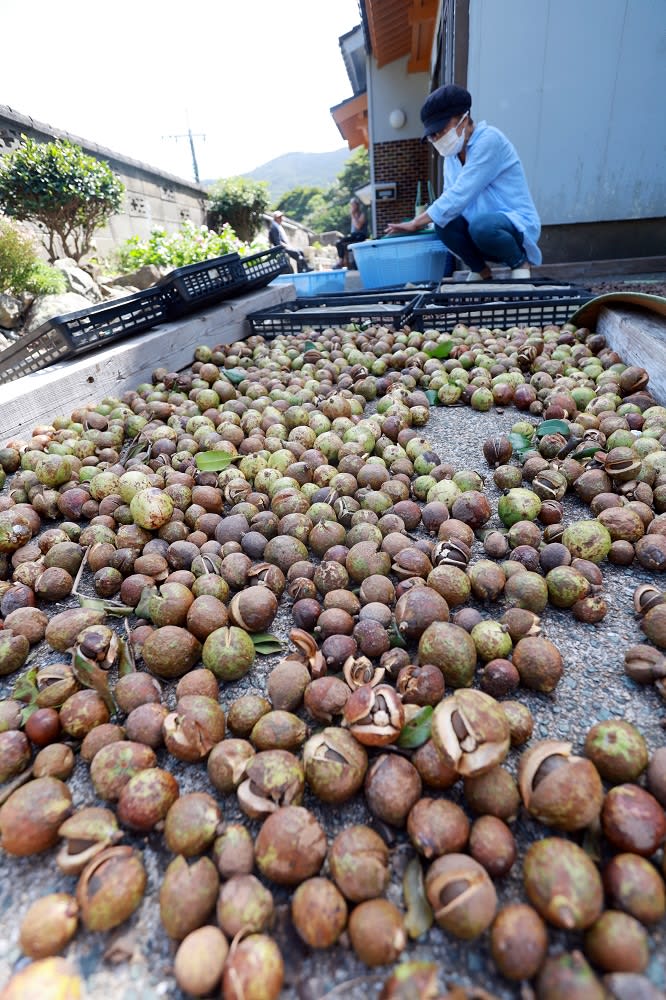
[465, 271, 484, 282]
[510, 266, 531, 279]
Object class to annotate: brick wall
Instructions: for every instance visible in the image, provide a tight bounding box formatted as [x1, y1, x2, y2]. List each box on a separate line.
[373, 139, 431, 234]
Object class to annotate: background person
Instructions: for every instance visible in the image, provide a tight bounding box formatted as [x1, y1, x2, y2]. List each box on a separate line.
[386, 85, 541, 282]
[334, 197, 368, 268]
[268, 210, 311, 273]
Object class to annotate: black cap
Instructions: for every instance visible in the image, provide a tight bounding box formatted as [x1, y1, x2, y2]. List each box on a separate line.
[420, 84, 472, 140]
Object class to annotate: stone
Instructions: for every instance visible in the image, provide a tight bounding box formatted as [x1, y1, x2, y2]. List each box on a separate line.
[23, 292, 92, 335]
[53, 258, 103, 302]
[110, 264, 164, 291]
[0, 293, 23, 330]
[99, 284, 140, 300]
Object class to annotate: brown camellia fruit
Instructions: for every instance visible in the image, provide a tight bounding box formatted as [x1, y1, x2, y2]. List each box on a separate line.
[255, 806, 327, 886]
[601, 783, 666, 856]
[0, 957, 83, 1000]
[174, 925, 228, 998]
[523, 838, 603, 930]
[583, 909, 649, 973]
[490, 903, 548, 980]
[425, 852, 497, 939]
[221, 934, 284, 1000]
[518, 739, 604, 831]
[291, 877, 348, 948]
[0, 777, 72, 856]
[141, 625, 202, 678]
[19, 893, 79, 959]
[76, 845, 146, 931]
[347, 898, 406, 966]
[511, 636, 563, 692]
[328, 825, 390, 902]
[407, 798, 469, 858]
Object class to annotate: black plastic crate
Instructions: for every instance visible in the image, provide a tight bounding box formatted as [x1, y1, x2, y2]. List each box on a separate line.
[411, 287, 593, 332]
[241, 247, 291, 290]
[0, 287, 172, 385]
[247, 291, 424, 338]
[162, 252, 248, 315]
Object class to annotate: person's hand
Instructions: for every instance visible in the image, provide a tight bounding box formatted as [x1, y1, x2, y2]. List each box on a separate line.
[385, 220, 417, 235]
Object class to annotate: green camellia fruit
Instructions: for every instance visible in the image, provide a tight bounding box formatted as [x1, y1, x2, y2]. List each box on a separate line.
[129, 487, 174, 530]
[203, 627, 255, 681]
[498, 488, 542, 527]
[561, 520, 612, 564]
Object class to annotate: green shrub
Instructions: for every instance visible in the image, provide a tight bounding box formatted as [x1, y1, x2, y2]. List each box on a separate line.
[116, 221, 266, 273]
[207, 177, 270, 241]
[23, 261, 66, 295]
[0, 136, 124, 262]
[0, 218, 65, 295]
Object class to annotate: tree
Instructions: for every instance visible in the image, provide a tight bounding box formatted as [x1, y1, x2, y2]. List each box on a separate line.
[276, 186, 324, 223]
[208, 177, 270, 241]
[336, 146, 370, 200]
[305, 147, 370, 234]
[0, 136, 124, 262]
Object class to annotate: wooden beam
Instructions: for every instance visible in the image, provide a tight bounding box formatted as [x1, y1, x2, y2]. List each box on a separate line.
[408, 0, 438, 25]
[0, 285, 295, 444]
[596, 306, 666, 406]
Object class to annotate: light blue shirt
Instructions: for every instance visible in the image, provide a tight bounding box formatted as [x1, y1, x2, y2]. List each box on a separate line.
[427, 121, 542, 266]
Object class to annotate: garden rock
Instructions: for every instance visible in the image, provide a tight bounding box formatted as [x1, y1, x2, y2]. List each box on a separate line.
[99, 283, 140, 300]
[23, 291, 91, 335]
[54, 258, 103, 302]
[0, 292, 23, 330]
[110, 264, 165, 291]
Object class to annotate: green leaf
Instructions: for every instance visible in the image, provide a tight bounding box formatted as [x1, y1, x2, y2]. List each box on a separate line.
[252, 635, 285, 655]
[12, 667, 39, 706]
[78, 595, 134, 617]
[424, 389, 438, 406]
[388, 622, 407, 649]
[72, 648, 116, 713]
[134, 585, 157, 623]
[220, 368, 247, 385]
[570, 444, 604, 460]
[536, 419, 571, 438]
[398, 706, 433, 749]
[117, 636, 136, 678]
[403, 857, 433, 938]
[194, 450, 240, 472]
[425, 339, 453, 359]
[508, 432, 533, 456]
[20, 704, 41, 725]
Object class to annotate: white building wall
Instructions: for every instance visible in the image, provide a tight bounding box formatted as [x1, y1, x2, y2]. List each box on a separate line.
[466, 0, 666, 225]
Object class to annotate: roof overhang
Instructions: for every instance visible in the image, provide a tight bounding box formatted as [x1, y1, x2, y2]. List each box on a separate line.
[330, 92, 369, 150]
[364, 0, 438, 71]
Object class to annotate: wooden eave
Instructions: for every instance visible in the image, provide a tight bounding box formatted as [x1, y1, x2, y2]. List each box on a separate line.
[330, 92, 369, 150]
[365, 0, 437, 72]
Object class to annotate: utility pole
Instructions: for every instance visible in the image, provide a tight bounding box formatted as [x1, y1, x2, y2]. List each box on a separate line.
[162, 126, 206, 183]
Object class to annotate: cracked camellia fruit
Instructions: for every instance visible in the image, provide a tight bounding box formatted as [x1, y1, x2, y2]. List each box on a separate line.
[431, 689, 510, 777]
[518, 739, 604, 831]
[343, 682, 405, 746]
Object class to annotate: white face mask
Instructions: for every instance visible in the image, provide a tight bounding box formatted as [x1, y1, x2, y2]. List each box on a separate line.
[432, 111, 469, 157]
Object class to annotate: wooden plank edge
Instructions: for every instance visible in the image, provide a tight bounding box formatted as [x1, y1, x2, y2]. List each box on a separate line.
[0, 283, 295, 443]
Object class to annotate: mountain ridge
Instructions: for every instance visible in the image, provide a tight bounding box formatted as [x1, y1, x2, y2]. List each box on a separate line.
[203, 148, 349, 203]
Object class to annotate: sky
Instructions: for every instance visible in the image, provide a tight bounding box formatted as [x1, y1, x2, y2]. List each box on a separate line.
[1, 0, 361, 183]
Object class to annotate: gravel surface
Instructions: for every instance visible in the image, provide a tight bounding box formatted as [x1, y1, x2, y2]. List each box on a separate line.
[587, 278, 666, 299]
[1, 382, 666, 999]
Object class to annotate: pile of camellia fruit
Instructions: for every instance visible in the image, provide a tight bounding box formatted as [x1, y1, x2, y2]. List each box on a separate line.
[0, 318, 665, 1000]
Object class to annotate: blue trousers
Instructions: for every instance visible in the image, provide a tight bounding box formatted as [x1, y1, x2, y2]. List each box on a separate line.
[435, 212, 527, 271]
